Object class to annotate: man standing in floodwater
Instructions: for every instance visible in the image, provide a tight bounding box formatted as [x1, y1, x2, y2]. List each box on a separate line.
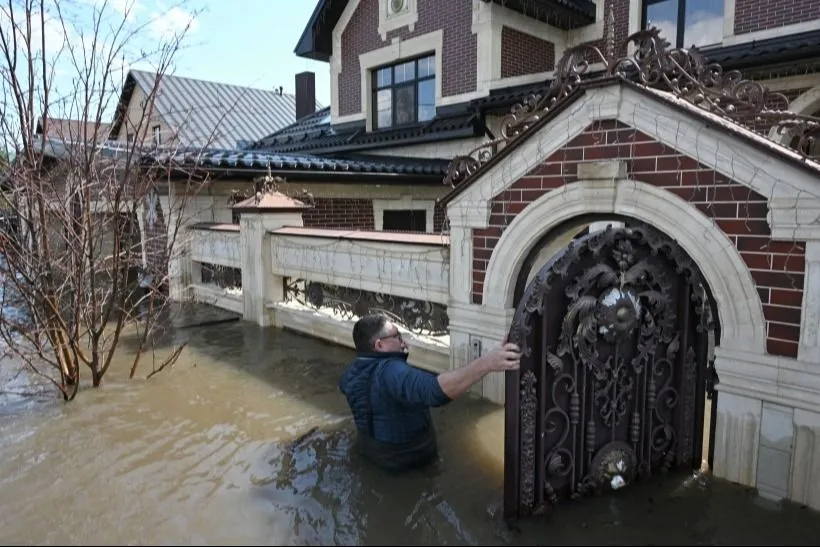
[339, 313, 522, 472]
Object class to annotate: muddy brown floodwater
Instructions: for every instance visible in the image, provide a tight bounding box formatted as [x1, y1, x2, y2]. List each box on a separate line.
[2, 304, 820, 546]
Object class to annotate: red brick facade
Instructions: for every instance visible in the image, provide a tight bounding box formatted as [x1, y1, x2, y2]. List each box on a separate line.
[301, 197, 447, 233]
[302, 197, 375, 230]
[500, 27, 556, 78]
[734, 0, 820, 34]
[338, 0, 477, 117]
[470, 120, 806, 358]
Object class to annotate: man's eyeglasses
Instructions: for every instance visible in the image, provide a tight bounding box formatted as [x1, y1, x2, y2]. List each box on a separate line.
[379, 331, 403, 342]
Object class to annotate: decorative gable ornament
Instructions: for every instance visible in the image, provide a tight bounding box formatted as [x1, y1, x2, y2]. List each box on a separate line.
[379, 0, 417, 38]
[388, 0, 407, 16]
[444, 27, 820, 189]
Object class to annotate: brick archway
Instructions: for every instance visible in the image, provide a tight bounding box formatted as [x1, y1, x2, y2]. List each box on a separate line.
[482, 178, 766, 354]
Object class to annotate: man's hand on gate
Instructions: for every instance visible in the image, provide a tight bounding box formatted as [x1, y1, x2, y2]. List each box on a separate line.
[481, 342, 522, 372]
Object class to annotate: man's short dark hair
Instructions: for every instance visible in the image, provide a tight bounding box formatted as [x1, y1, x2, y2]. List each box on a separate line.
[352, 313, 389, 352]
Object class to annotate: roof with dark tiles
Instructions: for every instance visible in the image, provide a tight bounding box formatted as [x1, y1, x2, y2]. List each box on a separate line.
[143, 26, 819, 183]
[247, 109, 482, 155]
[704, 28, 820, 72]
[142, 148, 451, 181]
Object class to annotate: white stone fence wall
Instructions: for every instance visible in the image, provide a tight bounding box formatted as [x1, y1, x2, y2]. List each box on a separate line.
[184, 217, 451, 373]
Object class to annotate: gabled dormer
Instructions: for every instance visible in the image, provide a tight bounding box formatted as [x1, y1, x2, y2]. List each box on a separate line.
[297, 0, 820, 133]
[295, 0, 603, 131]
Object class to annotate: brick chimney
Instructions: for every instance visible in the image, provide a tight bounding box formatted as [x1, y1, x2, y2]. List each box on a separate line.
[295, 71, 316, 121]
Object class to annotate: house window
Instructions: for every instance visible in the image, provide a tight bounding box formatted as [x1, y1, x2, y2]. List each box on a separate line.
[372, 54, 436, 130]
[383, 209, 426, 232]
[152, 125, 161, 146]
[642, 0, 723, 49]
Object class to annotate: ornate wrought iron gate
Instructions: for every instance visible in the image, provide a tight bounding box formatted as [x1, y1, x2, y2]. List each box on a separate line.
[504, 222, 715, 519]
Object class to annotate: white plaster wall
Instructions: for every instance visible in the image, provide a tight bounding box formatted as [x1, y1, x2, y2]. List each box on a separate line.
[189, 229, 241, 268]
[191, 284, 243, 315]
[270, 233, 450, 305]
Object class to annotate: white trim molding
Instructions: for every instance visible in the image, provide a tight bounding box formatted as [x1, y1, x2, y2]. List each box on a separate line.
[372, 195, 436, 233]
[378, 0, 418, 40]
[330, 0, 364, 125]
[357, 30, 444, 131]
[472, 0, 571, 94]
[481, 178, 766, 354]
[799, 241, 820, 363]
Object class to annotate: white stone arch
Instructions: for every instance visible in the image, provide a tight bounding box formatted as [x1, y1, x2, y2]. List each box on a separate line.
[482, 178, 766, 354]
[768, 85, 820, 146]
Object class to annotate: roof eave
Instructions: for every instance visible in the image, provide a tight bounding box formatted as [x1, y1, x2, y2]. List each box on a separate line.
[293, 0, 338, 62]
[108, 72, 139, 140]
[177, 166, 448, 184]
[255, 123, 481, 156]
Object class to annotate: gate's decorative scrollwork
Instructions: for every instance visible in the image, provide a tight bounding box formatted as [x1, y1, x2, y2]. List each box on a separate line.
[519, 370, 537, 509]
[505, 222, 714, 519]
[283, 278, 449, 336]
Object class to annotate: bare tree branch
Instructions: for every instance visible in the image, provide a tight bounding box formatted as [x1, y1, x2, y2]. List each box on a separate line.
[0, 0, 212, 400]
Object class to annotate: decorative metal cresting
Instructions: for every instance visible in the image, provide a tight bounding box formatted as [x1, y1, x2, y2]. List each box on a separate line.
[503, 222, 715, 519]
[228, 173, 287, 207]
[444, 26, 820, 188]
[283, 278, 449, 337]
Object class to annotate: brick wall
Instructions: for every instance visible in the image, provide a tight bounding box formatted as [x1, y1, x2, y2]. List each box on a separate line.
[339, 0, 477, 116]
[500, 27, 555, 78]
[302, 197, 375, 230]
[734, 0, 820, 35]
[297, 197, 446, 233]
[471, 120, 806, 358]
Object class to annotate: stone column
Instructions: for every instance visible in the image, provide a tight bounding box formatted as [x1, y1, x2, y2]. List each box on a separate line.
[790, 408, 820, 509]
[446, 208, 515, 403]
[232, 192, 307, 327]
[798, 240, 820, 362]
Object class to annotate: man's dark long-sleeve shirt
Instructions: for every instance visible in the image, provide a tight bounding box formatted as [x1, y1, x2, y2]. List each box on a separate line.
[339, 351, 452, 445]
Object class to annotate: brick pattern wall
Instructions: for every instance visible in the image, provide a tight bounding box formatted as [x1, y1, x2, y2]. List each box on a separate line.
[500, 27, 555, 78]
[302, 197, 375, 230]
[339, 0, 477, 116]
[296, 197, 445, 233]
[471, 120, 806, 358]
[734, 0, 820, 35]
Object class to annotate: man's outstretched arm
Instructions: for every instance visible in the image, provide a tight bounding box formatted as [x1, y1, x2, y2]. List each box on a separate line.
[435, 342, 521, 400]
[381, 342, 522, 406]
